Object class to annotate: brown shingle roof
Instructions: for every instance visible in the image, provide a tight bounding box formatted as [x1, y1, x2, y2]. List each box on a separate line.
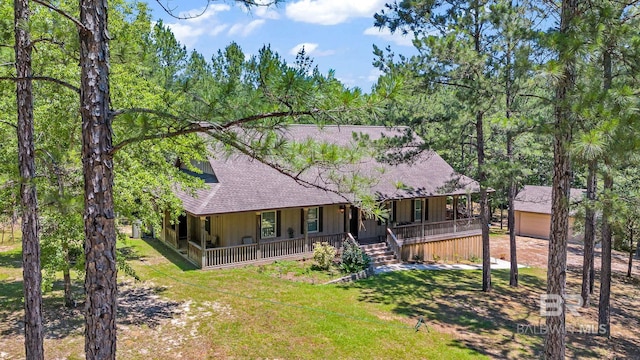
[177, 125, 481, 216]
[514, 185, 585, 215]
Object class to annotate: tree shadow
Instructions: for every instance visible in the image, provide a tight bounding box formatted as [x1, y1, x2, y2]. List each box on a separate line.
[139, 237, 198, 271]
[343, 269, 548, 358]
[0, 250, 22, 268]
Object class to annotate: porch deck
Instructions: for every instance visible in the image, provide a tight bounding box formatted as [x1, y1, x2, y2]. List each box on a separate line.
[182, 233, 346, 269]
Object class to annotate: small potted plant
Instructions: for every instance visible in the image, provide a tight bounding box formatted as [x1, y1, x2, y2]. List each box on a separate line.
[287, 227, 294, 238]
[413, 254, 423, 264]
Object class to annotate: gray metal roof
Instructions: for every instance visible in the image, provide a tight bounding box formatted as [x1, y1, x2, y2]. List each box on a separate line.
[177, 125, 481, 216]
[514, 185, 585, 215]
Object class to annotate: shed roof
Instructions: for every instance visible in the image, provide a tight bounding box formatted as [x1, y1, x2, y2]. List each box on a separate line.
[514, 185, 585, 215]
[177, 125, 481, 216]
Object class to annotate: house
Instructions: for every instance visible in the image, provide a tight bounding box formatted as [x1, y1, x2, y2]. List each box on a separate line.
[159, 125, 485, 269]
[514, 185, 585, 241]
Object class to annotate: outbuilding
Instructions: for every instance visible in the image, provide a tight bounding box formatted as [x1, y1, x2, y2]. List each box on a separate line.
[514, 185, 585, 241]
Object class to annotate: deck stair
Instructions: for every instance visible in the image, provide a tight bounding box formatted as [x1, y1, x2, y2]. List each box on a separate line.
[360, 241, 400, 267]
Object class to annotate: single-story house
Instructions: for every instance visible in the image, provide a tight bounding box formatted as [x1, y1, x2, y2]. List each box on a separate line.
[514, 185, 585, 241]
[160, 125, 486, 269]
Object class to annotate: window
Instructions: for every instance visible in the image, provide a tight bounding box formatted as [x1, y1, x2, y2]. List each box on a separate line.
[307, 207, 319, 233]
[414, 200, 423, 222]
[204, 217, 210, 234]
[261, 211, 276, 239]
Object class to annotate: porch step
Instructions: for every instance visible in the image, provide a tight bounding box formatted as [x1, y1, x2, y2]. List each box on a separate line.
[360, 242, 400, 267]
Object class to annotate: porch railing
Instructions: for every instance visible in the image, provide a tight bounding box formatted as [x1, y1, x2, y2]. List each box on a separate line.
[187, 241, 202, 267]
[385, 228, 402, 260]
[393, 217, 482, 241]
[198, 232, 346, 269]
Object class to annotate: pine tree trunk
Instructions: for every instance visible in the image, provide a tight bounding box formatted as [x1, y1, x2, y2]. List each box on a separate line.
[597, 46, 613, 339]
[507, 134, 518, 287]
[476, 111, 491, 292]
[598, 171, 612, 337]
[79, 1, 117, 359]
[15, 1, 44, 359]
[581, 160, 596, 306]
[628, 228, 634, 278]
[545, 0, 577, 358]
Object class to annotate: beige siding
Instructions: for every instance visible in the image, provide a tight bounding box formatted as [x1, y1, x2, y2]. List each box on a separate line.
[427, 196, 447, 222]
[515, 211, 582, 242]
[516, 211, 551, 239]
[214, 205, 345, 247]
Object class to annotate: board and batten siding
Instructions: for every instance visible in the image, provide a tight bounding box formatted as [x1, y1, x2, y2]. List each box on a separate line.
[393, 196, 447, 224]
[213, 204, 344, 247]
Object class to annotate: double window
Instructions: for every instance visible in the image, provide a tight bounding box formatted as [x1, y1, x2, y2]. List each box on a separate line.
[261, 211, 277, 239]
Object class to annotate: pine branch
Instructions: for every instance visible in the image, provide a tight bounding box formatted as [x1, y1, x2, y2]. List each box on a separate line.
[32, 0, 87, 31]
[0, 120, 17, 129]
[109, 109, 319, 154]
[0, 76, 80, 93]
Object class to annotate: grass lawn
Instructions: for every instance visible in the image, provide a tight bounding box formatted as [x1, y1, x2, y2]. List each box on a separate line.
[1, 236, 630, 359]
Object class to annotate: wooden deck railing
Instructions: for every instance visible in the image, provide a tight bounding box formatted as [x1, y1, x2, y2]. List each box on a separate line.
[187, 241, 202, 267]
[393, 217, 482, 241]
[200, 232, 346, 269]
[385, 228, 402, 260]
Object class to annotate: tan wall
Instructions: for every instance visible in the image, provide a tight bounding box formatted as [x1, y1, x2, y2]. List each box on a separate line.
[515, 211, 582, 242]
[394, 197, 447, 224]
[428, 196, 447, 222]
[401, 235, 482, 262]
[206, 204, 345, 247]
[516, 211, 551, 239]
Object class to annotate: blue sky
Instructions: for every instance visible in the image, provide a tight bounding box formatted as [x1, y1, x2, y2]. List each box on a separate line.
[145, 0, 418, 90]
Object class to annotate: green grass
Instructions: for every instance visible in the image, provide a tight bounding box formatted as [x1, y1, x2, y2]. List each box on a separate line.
[1, 237, 556, 359]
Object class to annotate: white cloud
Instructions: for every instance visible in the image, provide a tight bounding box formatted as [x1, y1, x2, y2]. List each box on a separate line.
[365, 68, 383, 82]
[228, 19, 266, 37]
[255, 6, 281, 20]
[289, 42, 318, 55]
[209, 24, 229, 37]
[165, 4, 231, 48]
[289, 42, 335, 57]
[363, 26, 414, 47]
[285, 0, 387, 25]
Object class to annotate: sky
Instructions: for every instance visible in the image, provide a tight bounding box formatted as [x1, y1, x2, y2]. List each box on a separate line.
[145, 0, 418, 91]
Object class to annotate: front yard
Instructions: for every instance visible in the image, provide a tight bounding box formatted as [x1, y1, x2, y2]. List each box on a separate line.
[1, 235, 638, 359]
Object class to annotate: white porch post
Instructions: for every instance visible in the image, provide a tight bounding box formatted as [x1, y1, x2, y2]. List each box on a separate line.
[303, 207, 309, 252]
[200, 216, 206, 268]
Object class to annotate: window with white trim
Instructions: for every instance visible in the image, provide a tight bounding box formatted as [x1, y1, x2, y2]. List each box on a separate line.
[414, 200, 423, 222]
[261, 211, 276, 239]
[307, 207, 319, 233]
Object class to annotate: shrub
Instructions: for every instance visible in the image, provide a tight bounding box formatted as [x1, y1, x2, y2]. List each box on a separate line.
[313, 242, 337, 270]
[340, 238, 371, 273]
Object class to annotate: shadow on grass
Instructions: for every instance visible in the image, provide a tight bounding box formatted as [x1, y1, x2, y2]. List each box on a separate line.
[0, 250, 22, 269]
[344, 269, 548, 358]
[1, 279, 184, 340]
[139, 237, 198, 271]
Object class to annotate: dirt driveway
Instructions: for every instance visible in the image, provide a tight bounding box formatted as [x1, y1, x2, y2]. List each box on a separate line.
[491, 233, 640, 276]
